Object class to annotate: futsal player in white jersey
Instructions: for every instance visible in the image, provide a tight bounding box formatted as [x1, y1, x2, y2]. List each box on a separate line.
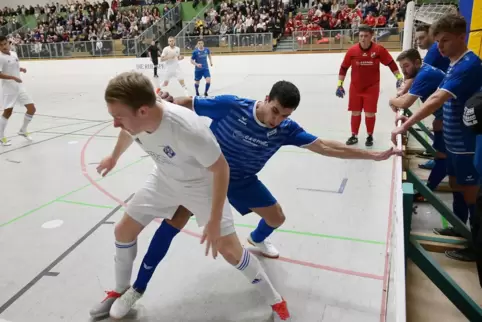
[158, 36, 189, 96]
[0, 35, 36, 146]
[89, 72, 291, 321]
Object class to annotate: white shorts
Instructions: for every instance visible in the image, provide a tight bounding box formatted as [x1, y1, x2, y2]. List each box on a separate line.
[2, 90, 33, 110]
[126, 168, 235, 237]
[164, 66, 183, 81]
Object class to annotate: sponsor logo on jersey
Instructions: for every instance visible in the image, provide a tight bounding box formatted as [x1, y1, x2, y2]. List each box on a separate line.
[232, 130, 268, 147]
[267, 128, 277, 138]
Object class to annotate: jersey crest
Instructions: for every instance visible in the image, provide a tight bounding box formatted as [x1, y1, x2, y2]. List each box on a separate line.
[163, 145, 176, 158]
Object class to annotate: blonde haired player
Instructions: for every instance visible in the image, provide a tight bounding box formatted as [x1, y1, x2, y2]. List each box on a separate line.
[0, 35, 36, 146]
[157, 36, 189, 96]
[89, 72, 291, 321]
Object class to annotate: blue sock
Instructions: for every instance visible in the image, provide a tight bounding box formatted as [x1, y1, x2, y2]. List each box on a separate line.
[133, 220, 180, 293]
[426, 158, 447, 190]
[194, 84, 199, 96]
[205, 83, 210, 94]
[250, 219, 276, 243]
[453, 192, 469, 224]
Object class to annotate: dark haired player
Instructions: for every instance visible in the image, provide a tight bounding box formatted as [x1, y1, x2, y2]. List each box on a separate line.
[336, 25, 403, 147]
[125, 80, 401, 308]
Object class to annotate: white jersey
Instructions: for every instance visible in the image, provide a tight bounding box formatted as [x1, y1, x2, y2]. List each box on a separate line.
[132, 100, 221, 187]
[161, 46, 181, 69]
[0, 51, 22, 95]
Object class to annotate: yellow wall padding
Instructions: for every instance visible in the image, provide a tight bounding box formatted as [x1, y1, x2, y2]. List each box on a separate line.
[468, 0, 482, 58]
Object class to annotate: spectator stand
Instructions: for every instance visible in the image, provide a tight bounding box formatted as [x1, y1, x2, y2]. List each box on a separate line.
[176, 0, 275, 56]
[6, 1, 182, 60]
[279, 0, 405, 52]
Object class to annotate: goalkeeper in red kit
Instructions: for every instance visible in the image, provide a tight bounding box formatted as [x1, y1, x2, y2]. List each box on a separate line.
[336, 25, 403, 146]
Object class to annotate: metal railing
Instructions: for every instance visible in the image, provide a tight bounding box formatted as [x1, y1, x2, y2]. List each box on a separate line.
[176, 33, 273, 54]
[11, 39, 133, 59]
[175, 1, 214, 39]
[135, 1, 182, 56]
[290, 27, 403, 52]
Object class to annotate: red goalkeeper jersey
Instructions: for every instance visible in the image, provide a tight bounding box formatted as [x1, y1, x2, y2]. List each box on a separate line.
[339, 42, 397, 92]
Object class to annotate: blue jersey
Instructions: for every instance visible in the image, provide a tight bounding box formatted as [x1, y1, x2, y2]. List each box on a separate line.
[439, 51, 482, 154]
[191, 47, 210, 70]
[408, 63, 445, 119]
[193, 95, 318, 180]
[424, 42, 450, 72]
[475, 135, 482, 176]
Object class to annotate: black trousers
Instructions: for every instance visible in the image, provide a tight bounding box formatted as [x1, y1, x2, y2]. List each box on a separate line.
[152, 57, 159, 76]
[474, 187, 482, 287]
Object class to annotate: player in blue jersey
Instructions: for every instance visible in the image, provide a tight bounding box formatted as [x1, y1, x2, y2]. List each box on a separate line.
[191, 39, 212, 97]
[391, 14, 482, 262]
[388, 49, 457, 207]
[409, 23, 452, 170]
[125, 81, 401, 312]
[415, 24, 451, 72]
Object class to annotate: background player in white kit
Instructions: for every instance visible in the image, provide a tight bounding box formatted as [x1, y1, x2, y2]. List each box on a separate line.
[0, 35, 36, 146]
[90, 72, 291, 321]
[158, 36, 189, 96]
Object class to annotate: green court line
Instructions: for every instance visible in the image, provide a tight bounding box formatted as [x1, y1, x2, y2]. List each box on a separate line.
[0, 157, 146, 228]
[187, 218, 385, 245]
[42, 199, 386, 245]
[56, 199, 116, 209]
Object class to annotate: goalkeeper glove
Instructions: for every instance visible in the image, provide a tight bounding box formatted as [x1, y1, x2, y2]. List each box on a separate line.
[336, 80, 345, 98]
[395, 73, 404, 89]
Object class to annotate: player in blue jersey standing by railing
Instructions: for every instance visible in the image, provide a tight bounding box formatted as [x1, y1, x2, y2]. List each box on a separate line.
[191, 39, 212, 97]
[392, 14, 482, 262]
[389, 48, 447, 195]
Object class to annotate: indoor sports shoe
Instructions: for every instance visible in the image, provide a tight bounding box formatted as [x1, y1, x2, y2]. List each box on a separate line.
[272, 298, 291, 321]
[89, 290, 124, 318]
[110, 286, 143, 319]
[18, 131, 32, 141]
[0, 137, 11, 146]
[247, 235, 279, 258]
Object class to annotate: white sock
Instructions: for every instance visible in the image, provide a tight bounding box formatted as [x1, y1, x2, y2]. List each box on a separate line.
[0, 116, 8, 138]
[114, 240, 137, 293]
[20, 114, 33, 132]
[235, 248, 282, 305]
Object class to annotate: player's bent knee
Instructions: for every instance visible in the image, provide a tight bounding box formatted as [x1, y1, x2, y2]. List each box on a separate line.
[217, 233, 243, 265]
[365, 112, 375, 117]
[114, 213, 144, 242]
[3, 108, 13, 118]
[351, 111, 361, 116]
[25, 104, 36, 115]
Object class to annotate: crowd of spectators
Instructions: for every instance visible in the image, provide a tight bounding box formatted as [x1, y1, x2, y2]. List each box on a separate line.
[286, 0, 406, 38]
[186, 0, 286, 47]
[2, 0, 172, 56]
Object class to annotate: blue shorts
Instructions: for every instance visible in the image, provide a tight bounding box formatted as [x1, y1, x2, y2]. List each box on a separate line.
[194, 69, 211, 81]
[227, 176, 277, 215]
[433, 130, 446, 154]
[446, 151, 480, 186]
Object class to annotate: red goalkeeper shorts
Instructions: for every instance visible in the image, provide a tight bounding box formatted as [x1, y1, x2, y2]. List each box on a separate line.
[348, 87, 380, 113]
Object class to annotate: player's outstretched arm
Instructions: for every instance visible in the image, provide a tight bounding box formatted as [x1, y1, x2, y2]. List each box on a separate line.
[389, 92, 418, 112]
[96, 130, 133, 177]
[397, 78, 414, 96]
[112, 129, 134, 160]
[305, 138, 401, 161]
[391, 89, 451, 145]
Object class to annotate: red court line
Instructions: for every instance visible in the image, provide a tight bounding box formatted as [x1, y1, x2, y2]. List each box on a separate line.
[81, 125, 384, 282]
